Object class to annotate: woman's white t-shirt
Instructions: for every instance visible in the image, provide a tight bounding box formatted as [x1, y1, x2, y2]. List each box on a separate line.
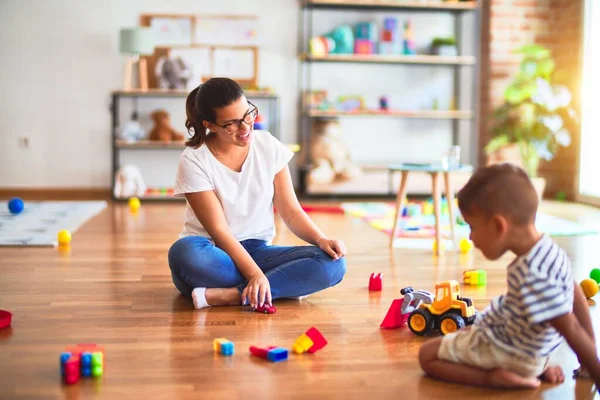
[174, 130, 294, 242]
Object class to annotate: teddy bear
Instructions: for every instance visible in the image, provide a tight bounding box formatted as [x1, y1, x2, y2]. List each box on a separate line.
[307, 118, 362, 185]
[148, 109, 185, 142]
[114, 164, 147, 199]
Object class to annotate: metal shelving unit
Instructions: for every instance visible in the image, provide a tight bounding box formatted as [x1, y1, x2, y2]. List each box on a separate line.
[110, 89, 280, 201]
[298, 0, 481, 196]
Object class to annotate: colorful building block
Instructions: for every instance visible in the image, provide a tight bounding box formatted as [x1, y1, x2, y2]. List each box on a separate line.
[463, 269, 487, 286]
[60, 343, 104, 384]
[213, 338, 235, 356]
[249, 345, 288, 362]
[355, 22, 378, 41]
[293, 327, 328, 354]
[380, 298, 409, 329]
[459, 238, 474, 254]
[369, 273, 383, 291]
[354, 39, 374, 55]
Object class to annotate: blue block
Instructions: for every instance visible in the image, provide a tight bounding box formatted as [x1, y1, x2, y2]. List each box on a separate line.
[384, 18, 398, 31]
[60, 353, 71, 376]
[82, 367, 92, 377]
[354, 22, 377, 41]
[81, 352, 92, 367]
[220, 342, 235, 356]
[267, 348, 288, 363]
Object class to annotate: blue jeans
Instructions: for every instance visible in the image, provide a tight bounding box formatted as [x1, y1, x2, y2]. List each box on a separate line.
[168, 237, 346, 300]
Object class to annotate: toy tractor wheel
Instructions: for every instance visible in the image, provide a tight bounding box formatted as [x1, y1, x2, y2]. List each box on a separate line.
[401, 287, 413, 295]
[408, 309, 434, 336]
[439, 313, 465, 335]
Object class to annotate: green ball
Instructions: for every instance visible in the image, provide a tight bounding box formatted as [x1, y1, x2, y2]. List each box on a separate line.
[590, 269, 600, 283]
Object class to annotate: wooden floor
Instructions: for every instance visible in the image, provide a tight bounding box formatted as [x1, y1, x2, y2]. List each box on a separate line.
[1, 201, 600, 399]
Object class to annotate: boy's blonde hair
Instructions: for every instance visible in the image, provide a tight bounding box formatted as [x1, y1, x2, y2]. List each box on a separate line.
[457, 163, 538, 225]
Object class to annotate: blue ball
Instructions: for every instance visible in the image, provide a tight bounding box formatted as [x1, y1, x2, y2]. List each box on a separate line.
[8, 197, 24, 214]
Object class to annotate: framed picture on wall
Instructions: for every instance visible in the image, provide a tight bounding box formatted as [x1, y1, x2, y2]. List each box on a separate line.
[148, 16, 193, 46]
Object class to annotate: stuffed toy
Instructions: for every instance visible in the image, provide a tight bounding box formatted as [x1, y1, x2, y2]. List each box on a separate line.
[118, 111, 145, 142]
[155, 55, 194, 90]
[307, 118, 362, 185]
[114, 164, 147, 199]
[148, 109, 185, 142]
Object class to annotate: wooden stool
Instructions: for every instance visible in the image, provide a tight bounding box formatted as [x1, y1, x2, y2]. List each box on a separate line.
[388, 163, 473, 255]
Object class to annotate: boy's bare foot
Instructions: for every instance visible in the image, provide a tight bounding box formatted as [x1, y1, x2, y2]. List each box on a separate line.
[488, 368, 541, 389]
[205, 287, 241, 306]
[540, 366, 565, 383]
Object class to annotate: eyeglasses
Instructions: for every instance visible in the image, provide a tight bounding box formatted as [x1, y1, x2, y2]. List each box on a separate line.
[212, 101, 258, 134]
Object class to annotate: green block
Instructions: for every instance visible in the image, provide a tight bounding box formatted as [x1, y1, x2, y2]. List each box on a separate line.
[92, 365, 103, 377]
[590, 269, 600, 284]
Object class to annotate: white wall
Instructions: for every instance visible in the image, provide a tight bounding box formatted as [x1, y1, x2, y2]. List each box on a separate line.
[0, 0, 476, 189]
[0, 0, 299, 188]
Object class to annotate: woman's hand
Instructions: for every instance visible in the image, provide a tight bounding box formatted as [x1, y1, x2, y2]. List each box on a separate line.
[242, 273, 272, 309]
[316, 237, 347, 260]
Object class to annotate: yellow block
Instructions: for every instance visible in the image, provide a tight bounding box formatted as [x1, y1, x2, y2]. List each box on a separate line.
[293, 333, 314, 354]
[213, 338, 228, 352]
[57, 230, 72, 245]
[581, 279, 599, 299]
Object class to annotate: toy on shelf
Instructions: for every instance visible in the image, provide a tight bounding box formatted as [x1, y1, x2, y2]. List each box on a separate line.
[407, 281, 476, 336]
[380, 286, 434, 329]
[459, 238, 474, 254]
[8, 197, 24, 215]
[119, 111, 145, 142]
[327, 25, 354, 54]
[57, 230, 72, 245]
[254, 304, 277, 314]
[307, 118, 362, 186]
[354, 22, 377, 55]
[155, 55, 194, 90]
[402, 20, 416, 55]
[293, 327, 328, 354]
[114, 164, 147, 199]
[369, 273, 383, 291]
[580, 279, 599, 299]
[309, 36, 335, 57]
[304, 90, 330, 110]
[337, 95, 365, 112]
[590, 269, 600, 284]
[379, 17, 400, 54]
[60, 344, 104, 385]
[463, 269, 487, 286]
[253, 114, 268, 130]
[0, 310, 12, 329]
[149, 109, 185, 143]
[379, 96, 389, 110]
[249, 346, 289, 362]
[213, 338, 235, 356]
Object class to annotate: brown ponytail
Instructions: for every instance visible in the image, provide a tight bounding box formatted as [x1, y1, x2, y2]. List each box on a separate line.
[184, 78, 245, 148]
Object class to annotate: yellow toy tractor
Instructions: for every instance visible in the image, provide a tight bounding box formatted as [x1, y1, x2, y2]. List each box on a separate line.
[406, 280, 476, 336]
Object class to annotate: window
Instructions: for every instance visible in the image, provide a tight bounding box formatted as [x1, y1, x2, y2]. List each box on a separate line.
[579, 0, 600, 201]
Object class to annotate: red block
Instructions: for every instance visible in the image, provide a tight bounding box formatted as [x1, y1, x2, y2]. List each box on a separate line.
[64, 355, 80, 385]
[354, 39, 374, 54]
[382, 30, 393, 42]
[305, 327, 328, 353]
[369, 273, 383, 291]
[249, 345, 277, 359]
[380, 299, 409, 329]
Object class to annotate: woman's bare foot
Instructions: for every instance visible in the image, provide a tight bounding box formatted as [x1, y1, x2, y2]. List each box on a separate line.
[488, 368, 541, 389]
[204, 288, 241, 306]
[540, 366, 565, 383]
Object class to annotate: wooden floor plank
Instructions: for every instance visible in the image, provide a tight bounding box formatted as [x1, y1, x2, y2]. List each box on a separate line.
[0, 201, 600, 399]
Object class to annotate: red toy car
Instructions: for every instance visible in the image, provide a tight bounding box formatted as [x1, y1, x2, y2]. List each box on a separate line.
[254, 304, 277, 314]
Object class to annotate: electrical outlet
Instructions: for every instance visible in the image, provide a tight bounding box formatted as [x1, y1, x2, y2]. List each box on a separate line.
[18, 137, 29, 148]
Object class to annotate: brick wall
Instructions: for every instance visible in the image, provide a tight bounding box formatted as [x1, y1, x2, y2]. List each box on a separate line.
[480, 0, 583, 199]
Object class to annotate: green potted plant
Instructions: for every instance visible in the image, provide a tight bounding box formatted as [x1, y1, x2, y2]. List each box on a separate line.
[485, 44, 578, 197]
[430, 37, 457, 56]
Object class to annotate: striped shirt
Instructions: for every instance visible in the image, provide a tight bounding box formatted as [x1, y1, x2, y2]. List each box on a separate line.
[476, 235, 574, 358]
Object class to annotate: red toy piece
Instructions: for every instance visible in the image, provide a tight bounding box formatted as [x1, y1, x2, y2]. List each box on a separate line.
[0, 310, 12, 329]
[249, 345, 288, 362]
[369, 273, 383, 291]
[380, 299, 409, 329]
[63, 354, 80, 385]
[254, 304, 277, 314]
[304, 327, 328, 353]
[300, 205, 344, 214]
